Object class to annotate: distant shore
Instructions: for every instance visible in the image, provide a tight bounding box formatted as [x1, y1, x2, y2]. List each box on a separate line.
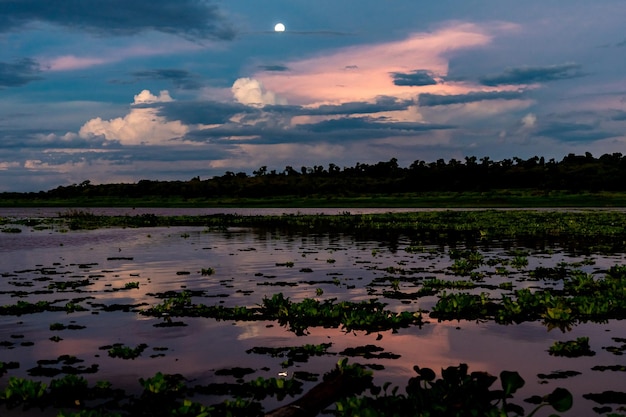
[2, 190, 626, 208]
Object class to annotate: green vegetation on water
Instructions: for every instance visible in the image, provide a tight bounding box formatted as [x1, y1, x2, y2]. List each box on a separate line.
[17, 210, 626, 256]
[142, 292, 423, 336]
[4, 209, 626, 416]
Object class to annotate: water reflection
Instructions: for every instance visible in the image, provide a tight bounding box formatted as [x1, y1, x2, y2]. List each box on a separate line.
[1, 224, 625, 415]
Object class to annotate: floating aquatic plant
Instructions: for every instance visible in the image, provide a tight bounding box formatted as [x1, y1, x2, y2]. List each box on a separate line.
[548, 337, 596, 358]
[105, 343, 148, 360]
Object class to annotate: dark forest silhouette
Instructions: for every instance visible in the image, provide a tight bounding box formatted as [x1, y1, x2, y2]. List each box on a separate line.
[4, 152, 626, 200]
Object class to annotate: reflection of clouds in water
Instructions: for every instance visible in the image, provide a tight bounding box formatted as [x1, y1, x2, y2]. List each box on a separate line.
[236, 321, 292, 341]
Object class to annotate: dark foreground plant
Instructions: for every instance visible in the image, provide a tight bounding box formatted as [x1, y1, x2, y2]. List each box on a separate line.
[0, 377, 46, 409]
[0, 362, 572, 417]
[334, 363, 572, 417]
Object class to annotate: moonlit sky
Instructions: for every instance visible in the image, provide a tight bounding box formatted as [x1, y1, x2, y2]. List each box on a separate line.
[1, 1, 626, 191]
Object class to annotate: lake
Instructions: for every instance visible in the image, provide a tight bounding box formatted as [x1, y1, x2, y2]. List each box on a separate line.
[1, 209, 625, 415]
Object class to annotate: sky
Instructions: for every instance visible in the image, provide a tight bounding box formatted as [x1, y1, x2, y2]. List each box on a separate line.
[1, 0, 626, 192]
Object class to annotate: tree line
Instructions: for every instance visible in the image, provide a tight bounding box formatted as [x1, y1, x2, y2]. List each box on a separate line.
[6, 152, 626, 200]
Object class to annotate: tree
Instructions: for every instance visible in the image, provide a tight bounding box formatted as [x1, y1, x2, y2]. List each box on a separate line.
[253, 166, 267, 176]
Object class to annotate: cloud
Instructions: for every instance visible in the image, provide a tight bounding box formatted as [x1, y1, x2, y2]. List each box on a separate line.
[391, 70, 438, 86]
[299, 117, 452, 134]
[184, 113, 453, 146]
[0, 0, 235, 40]
[232, 78, 287, 107]
[0, 161, 20, 171]
[258, 65, 290, 72]
[480, 63, 585, 86]
[132, 90, 173, 104]
[521, 113, 537, 128]
[153, 101, 253, 125]
[151, 96, 414, 129]
[300, 96, 415, 116]
[418, 90, 525, 107]
[70, 91, 422, 152]
[79, 90, 188, 145]
[132, 69, 201, 89]
[43, 55, 108, 71]
[259, 96, 414, 117]
[612, 111, 626, 121]
[254, 23, 496, 104]
[0, 148, 236, 192]
[536, 121, 615, 142]
[0, 58, 42, 88]
[42, 42, 205, 72]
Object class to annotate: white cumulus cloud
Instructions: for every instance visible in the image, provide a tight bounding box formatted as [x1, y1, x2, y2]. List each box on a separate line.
[79, 90, 187, 145]
[133, 90, 174, 104]
[232, 77, 287, 107]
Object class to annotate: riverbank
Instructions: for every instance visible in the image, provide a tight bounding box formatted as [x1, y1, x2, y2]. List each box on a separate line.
[2, 190, 626, 208]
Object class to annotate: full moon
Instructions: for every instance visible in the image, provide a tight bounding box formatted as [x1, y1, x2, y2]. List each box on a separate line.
[274, 23, 286, 32]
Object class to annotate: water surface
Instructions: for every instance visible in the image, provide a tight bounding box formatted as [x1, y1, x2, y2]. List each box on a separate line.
[1, 219, 625, 415]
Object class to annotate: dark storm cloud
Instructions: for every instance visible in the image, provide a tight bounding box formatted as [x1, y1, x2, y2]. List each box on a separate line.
[300, 117, 451, 133]
[258, 65, 290, 72]
[0, 130, 48, 148]
[152, 96, 414, 125]
[480, 63, 585, 86]
[266, 96, 414, 116]
[131, 69, 201, 89]
[150, 100, 255, 124]
[0, 58, 42, 88]
[16, 146, 213, 168]
[0, 128, 109, 149]
[0, 0, 235, 40]
[95, 145, 232, 163]
[391, 70, 438, 86]
[184, 116, 454, 145]
[536, 121, 616, 142]
[310, 97, 414, 115]
[418, 90, 524, 107]
[146, 96, 423, 146]
[183, 122, 286, 144]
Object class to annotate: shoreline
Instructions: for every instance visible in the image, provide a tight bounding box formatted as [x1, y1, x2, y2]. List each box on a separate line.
[3, 190, 626, 209]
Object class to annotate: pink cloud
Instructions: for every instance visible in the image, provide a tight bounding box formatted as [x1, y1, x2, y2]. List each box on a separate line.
[45, 55, 108, 71]
[254, 23, 502, 105]
[42, 41, 205, 71]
